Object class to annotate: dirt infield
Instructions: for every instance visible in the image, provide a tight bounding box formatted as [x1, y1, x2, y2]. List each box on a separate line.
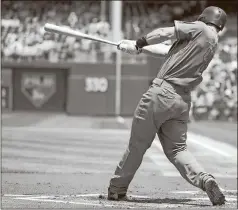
[2, 173, 237, 209]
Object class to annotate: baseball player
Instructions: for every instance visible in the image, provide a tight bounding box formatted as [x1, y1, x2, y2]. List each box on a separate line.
[108, 6, 227, 206]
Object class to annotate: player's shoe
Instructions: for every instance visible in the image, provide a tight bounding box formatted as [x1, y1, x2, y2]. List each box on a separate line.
[107, 188, 126, 201]
[204, 178, 226, 205]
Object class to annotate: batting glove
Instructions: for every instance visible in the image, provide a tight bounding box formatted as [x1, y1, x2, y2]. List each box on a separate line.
[117, 40, 142, 55]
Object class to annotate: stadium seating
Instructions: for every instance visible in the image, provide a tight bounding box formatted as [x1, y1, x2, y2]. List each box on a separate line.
[1, 1, 237, 121]
[191, 37, 237, 121]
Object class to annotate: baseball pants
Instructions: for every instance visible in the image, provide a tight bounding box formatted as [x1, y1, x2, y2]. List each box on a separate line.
[109, 78, 214, 194]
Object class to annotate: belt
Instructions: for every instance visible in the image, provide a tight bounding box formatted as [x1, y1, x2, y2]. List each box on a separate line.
[152, 78, 191, 94]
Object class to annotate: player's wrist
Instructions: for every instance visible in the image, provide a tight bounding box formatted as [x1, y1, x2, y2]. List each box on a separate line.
[136, 36, 148, 48]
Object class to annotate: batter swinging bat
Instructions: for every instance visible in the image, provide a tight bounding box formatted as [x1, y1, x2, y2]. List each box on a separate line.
[44, 23, 118, 46]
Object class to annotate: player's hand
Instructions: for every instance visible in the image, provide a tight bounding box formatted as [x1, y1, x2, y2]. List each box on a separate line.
[117, 40, 141, 55]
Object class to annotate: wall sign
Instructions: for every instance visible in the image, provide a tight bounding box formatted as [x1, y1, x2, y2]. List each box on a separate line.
[21, 73, 56, 108]
[84, 77, 108, 93]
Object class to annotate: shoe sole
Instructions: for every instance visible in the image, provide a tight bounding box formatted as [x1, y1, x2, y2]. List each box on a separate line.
[205, 179, 226, 205]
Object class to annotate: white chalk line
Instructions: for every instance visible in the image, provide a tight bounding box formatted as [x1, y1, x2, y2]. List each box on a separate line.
[192, 197, 237, 201]
[3, 194, 34, 197]
[12, 197, 181, 209]
[15, 197, 127, 208]
[119, 117, 237, 178]
[151, 137, 237, 178]
[119, 117, 236, 159]
[3, 193, 237, 208]
[3, 193, 150, 199]
[164, 172, 237, 178]
[171, 190, 237, 194]
[122, 116, 236, 158]
[3, 194, 133, 208]
[3, 194, 171, 208]
[141, 126, 237, 177]
[7, 191, 236, 197]
[187, 132, 236, 160]
[152, 133, 236, 160]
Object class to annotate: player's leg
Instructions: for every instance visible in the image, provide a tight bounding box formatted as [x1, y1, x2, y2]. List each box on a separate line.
[158, 111, 225, 205]
[108, 89, 157, 199]
[108, 84, 167, 200]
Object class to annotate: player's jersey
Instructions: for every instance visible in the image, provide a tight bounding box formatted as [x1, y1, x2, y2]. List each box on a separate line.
[157, 21, 219, 89]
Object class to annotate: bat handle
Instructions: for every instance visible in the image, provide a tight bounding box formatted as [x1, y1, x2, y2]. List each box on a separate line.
[115, 42, 120, 48]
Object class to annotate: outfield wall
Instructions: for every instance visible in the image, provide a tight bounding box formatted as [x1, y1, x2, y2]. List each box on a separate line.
[2, 60, 161, 116]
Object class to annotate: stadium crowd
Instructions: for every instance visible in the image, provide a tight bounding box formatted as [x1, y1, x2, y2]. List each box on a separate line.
[191, 37, 237, 121]
[1, 1, 237, 121]
[1, 1, 112, 63]
[0, 1, 209, 63]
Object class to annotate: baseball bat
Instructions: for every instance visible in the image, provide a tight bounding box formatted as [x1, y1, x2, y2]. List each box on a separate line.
[44, 23, 119, 46]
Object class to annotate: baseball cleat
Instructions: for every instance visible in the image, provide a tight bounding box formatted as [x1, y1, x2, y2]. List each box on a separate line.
[205, 178, 226, 205]
[107, 189, 126, 201]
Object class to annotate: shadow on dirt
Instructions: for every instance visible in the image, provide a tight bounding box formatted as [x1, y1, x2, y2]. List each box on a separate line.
[125, 197, 210, 207]
[99, 195, 211, 207]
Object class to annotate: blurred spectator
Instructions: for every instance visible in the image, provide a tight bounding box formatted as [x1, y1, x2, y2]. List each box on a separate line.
[191, 37, 237, 122]
[1, 1, 237, 121]
[1, 1, 112, 63]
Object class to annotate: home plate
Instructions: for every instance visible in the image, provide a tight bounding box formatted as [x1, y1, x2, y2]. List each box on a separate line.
[3, 193, 237, 209]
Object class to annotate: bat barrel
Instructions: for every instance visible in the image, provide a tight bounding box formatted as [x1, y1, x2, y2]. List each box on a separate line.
[44, 23, 118, 46]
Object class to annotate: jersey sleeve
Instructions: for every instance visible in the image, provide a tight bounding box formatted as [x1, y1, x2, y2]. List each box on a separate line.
[174, 21, 204, 41]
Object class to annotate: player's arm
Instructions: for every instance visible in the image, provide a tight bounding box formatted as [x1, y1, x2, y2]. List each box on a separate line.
[118, 21, 204, 55]
[141, 43, 171, 57]
[136, 21, 205, 48]
[136, 27, 176, 48]
[117, 27, 175, 55]
[117, 40, 171, 56]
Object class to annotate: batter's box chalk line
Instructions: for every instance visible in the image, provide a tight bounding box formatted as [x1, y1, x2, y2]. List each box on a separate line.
[171, 189, 237, 196]
[3, 193, 237, 208]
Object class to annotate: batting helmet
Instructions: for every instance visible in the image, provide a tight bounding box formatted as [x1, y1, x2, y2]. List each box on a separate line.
[197, 6, 227, 31]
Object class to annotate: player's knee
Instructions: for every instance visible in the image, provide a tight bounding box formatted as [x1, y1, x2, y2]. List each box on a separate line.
[164, 144, 187, 161]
